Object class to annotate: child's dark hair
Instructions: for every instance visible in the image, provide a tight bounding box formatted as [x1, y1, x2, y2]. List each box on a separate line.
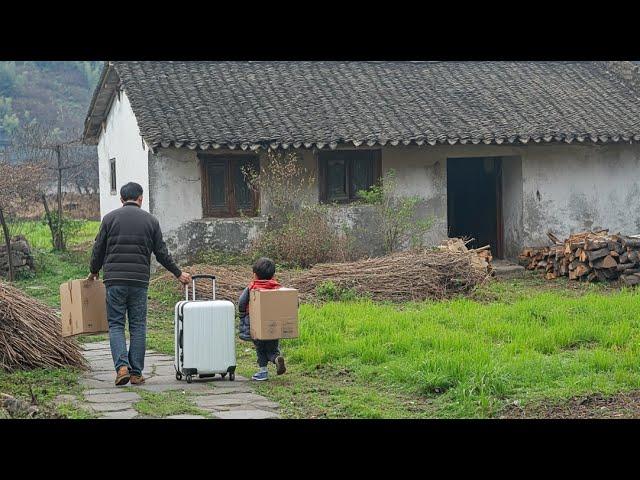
[253, 257, 276, 280]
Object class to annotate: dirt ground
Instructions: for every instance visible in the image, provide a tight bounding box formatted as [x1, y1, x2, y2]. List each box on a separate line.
[500, 391, 640, 419]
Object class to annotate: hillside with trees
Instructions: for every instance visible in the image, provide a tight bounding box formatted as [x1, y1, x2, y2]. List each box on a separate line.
[0, 61, 102, 138]
[0, 61, 103, 236]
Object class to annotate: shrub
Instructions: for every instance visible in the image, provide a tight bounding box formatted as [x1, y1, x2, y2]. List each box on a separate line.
[245, 150, 358, 267]
[315, 280, 359, 301]
[357, 169, 434, 253]
[251, 205, 355, 268]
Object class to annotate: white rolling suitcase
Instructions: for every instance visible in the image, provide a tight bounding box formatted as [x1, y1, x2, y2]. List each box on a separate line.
[174, 274, 236, 383]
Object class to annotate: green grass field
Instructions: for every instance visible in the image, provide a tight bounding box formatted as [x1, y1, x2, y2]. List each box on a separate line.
[145, 269, 640, 418]
[6, 219, 640, 418]
[11, 220, 100, 250]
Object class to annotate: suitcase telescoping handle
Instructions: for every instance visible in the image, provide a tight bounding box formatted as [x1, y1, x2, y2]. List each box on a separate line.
[184, 274, 216, 301]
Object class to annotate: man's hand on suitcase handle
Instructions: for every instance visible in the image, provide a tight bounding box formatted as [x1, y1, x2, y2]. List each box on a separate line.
[87, 272, 99, 281]
[178, 272, 192, 285]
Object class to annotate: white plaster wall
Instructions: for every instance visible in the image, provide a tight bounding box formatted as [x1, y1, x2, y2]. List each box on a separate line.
[97, 91, 149, 217]
[521, 143, 640, 246]
[148, 148, 202, 232]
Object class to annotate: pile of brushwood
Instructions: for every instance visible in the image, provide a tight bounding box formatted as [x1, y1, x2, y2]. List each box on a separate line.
[0, 281, 87, 371]
[519, 230, 640, 284]
[162, 238, 492, 303]
[292, 243, 492, 302]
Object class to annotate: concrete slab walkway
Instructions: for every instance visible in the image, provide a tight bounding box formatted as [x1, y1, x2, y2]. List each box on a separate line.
[74, 341, 280, 419]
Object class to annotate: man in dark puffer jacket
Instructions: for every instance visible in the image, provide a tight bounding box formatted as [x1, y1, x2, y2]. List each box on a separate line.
[89, 182, 191, 386]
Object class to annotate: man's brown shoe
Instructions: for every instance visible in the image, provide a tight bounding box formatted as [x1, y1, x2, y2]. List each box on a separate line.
[115, 366, 130, 386]
[130, 374, 145, 385]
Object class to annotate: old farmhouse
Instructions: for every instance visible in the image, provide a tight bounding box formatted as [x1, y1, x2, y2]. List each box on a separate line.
[82, 61, 640, 262]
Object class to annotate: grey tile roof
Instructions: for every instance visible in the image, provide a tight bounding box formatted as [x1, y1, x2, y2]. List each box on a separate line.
[84, 61, 640, 150]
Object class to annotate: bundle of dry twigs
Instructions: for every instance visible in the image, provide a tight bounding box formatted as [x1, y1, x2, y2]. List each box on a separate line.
[152, 265, 296, 302]
[291, 248, 491, 302]
[159, 239, 492, 303]
[0, 281, 87, 371]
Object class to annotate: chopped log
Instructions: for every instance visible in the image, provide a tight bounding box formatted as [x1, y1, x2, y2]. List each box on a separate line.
[586, 247, 610, 262]
[592, 255, 617, 269]
[585, 238, 608, 251]
[619, 252, 629, 263]
[628, 250, 640, 263]
[547, 231, 562, 244]
[586, 271, 598, 282]
[616, 262, 638, 272]
[608, 241, 624, 254]
[575, 264, 591, 277]
[622, 238, 640, 248]
[610, 251, 619, 258]
[621, 274, 640, 286]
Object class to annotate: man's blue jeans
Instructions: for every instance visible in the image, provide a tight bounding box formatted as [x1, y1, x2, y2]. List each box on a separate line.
[106, 285, 148, 376]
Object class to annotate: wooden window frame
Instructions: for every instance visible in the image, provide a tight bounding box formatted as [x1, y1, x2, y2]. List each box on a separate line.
[199, 154, 260, 218]
[109, 158, 117, 195]
[317, 149, 382, 204]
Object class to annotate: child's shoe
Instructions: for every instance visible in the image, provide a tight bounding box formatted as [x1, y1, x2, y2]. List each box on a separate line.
[275, 356, 286, 375]
[252, 370, 268, 381]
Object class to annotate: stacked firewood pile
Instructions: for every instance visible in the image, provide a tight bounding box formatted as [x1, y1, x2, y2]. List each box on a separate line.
[518, 230, 640, 284]
[0, 236, 35, 279]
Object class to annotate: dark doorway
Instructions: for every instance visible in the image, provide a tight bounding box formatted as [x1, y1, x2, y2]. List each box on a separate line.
[447, 157, 504, 258]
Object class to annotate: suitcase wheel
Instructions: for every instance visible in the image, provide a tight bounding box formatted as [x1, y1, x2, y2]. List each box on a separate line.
[176, 372, 182, 381]
[186, 374, 193, 384]
[220, 372, 227, 379]
[229, 373, 235, 381]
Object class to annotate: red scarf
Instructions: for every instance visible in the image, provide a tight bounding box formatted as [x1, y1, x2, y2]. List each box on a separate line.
[248, 279, 281, 291]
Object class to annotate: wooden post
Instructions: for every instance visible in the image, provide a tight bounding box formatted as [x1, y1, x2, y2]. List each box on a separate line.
[41, 193, 56, 249]
[0, 207, 13, 281]
[55, 145, 65, 251]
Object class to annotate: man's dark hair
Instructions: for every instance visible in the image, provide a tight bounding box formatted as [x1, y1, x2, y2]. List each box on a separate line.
[120, 182, 144, 201]
[253, 257, 276, 280]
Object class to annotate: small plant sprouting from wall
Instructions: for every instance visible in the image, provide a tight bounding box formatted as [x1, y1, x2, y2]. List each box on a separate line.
[357, 169, 434, 254]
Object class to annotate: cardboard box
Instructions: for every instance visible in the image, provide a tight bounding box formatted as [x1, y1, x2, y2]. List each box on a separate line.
[249, 288, 299, 340]
[60, 279, 109, 337]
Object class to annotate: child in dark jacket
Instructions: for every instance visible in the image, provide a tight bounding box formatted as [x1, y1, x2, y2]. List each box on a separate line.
[238, 257, 286, 381]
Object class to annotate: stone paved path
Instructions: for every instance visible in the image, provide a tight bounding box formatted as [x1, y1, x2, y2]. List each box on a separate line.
[70, 341, 280, 419]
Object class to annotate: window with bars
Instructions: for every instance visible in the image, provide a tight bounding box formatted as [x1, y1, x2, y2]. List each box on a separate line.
[318, 150, 382, 203]
[109, 158, 117, 195]
[200, 155, 259, 217]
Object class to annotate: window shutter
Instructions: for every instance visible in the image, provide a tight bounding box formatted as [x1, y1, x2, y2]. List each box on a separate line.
[234, 158, 258, 212]
[327, 158, 348, 202]
[207, 162, 227, 210]
[351, 153, 375, 197]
